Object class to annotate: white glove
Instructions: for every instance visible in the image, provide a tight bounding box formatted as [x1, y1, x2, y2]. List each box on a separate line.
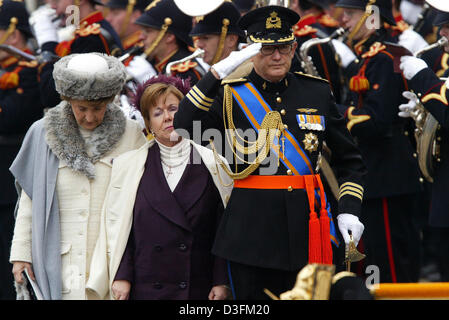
[398, 91, 418, 118]
[398, 29, 429, 55]
[212, 42, 262, 79]
[331, 39, 356, 68]
[337, 213, 364, 247]
[126, 55, 157, 84]
[29, 7, 58, 47]
[400, 55, 428, 80]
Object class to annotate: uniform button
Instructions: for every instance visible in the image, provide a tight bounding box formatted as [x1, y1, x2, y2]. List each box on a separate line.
[287, 186, 293, 192]
[413, 153, 417, 158]
[287, 169, 293, 176]
[404, 131, 409, 136]
[153, 282, 162, 289]
[283, 124, 288, 130]
[179, 281, 187, 289]
[276, 97, 282, 103]
[419, 177, 424, 183]
[155, 245, 162, 252]
[179, 243, 187, 251]
[280, 109, 286, 116]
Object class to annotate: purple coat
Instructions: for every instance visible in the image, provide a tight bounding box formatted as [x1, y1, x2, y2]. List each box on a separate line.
[114, 143, 228, 299]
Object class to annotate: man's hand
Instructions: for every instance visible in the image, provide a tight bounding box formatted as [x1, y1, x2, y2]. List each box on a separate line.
[398, 91, 419, 118]
[400, 56, 428, 80]
[208, 285, 231, 300]
[29, 7, 58, 47]
[337, 213, 364, 247]
[398, 29, 429, 55]
[212, 43, 262, 79]
[111, 280, 131, 300]
[126, 55, 157, 84]
[12, 261, 34, 284]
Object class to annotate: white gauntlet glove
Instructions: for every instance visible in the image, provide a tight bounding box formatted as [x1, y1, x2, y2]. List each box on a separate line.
[337, 213, 364, 247]
[126, 55, 157, 84]
[398, 91, 419, 118]
[212, 42, 262, 79]
[331, 39, 356, 68]
[400, 56, 428, 80]
[398, 29, 429, 55]
[29, 7, 58, 47]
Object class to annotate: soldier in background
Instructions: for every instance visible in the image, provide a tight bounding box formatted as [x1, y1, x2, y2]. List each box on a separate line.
[32, 0, 123, 108]
[0, 0, 44, 299]
[126, 0, 206, 85]
[105, 0, 152, 65]
[335, 0, 423, 283]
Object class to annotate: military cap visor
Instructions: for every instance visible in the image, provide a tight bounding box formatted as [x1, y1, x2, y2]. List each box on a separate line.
[238, 5, 299, 45]
[335, 0, 396, 26]
[433, 11, 449, 27]
[105, 0, 150, 12]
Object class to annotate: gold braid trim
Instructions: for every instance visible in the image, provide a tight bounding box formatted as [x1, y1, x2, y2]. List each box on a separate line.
[211, 18, 230, 65]
[142, 17, 172, 58]
[0, 17, 18, 45]
[119, 0, 136, 38]
[210, 84, 284, 180]
[346, 0, 376, 47]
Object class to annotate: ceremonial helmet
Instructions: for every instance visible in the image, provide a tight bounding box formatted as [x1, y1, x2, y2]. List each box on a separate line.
[335, 0, 397, 26]
[238, 5, 300, 45]
[0, 0, 32, 44]
[134, 0, 194, 48]
[426, 0, 449, 26]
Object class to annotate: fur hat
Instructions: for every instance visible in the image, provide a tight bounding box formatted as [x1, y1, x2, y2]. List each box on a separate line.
[53, 53, 127, 101]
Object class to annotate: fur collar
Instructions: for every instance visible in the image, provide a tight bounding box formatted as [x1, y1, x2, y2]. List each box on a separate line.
[44, 101, 126, 179]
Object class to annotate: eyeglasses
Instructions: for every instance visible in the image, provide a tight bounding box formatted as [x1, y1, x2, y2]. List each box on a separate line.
[260, 44, 293, 56]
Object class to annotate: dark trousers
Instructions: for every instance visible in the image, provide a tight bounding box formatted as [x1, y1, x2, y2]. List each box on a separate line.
[0, 204, 16, 300]
[358, 194, 422, 283]
[433, 227, 449, 281]
[228, 261, 299, 300]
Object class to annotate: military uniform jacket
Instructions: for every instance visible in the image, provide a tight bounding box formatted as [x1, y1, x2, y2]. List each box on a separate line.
[38, 11, 123, 108]
[153, 47, 205, 86]
[408, 67, 449, 226]
[291, 14, 345, 104]
[342, 30, 422, 199]
[0, 55, 44, 205]
[174, 70, 366, 271]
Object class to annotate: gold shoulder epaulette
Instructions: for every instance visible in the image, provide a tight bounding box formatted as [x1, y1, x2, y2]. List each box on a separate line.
[361, 42, 387, 59]
[18, 60, 38, 68]
[294, 71, 328, 83]
[221, 78, 247, 85]
[294, 25, 318, 37]
[75, 23, 101, 37]
[170, 60, 198, 73]
[317, 14, 339, 28]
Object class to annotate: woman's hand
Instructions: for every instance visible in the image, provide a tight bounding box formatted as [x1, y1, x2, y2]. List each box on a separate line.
[12, 261, 34, 284]
[112, 280, 131, 300]
[208, 285, 231, 300]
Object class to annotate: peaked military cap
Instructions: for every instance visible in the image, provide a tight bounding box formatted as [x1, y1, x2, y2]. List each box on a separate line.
[190, 2, 245, 40]
[238, 5, 300, 45]
[335, 0, 397, 26]
[426, 0, 449, 26]
[105, 0, 152, 12]
[0, 0, 32, 38]
[134, 0, 193, 47]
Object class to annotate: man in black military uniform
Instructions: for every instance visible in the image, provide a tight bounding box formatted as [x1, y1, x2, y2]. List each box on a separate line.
[0, 0, 44, 299]
[128, 0, 206, 85]
[399, 0, 449, 282]
[335, 0, 423, 283]
[190, 1, 245, 67]
[32, 0, 123, 108]
[174, 5, 366, 299]
[290, 0, 347, 107]
[105, 0, 152, 65]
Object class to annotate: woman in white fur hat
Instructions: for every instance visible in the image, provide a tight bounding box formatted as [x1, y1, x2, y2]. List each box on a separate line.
[9, 53, 147, 300]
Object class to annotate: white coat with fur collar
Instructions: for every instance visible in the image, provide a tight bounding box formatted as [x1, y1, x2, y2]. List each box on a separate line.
[86, 139, 234, 299]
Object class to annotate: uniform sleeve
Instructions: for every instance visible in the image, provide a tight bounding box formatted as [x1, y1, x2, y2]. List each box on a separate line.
[9, 190, 33, 263]
[408, 67, 449, 129]
[325, 89, 367, 216]
[344, 53, 400, 140]
[174, 71, 225, 140]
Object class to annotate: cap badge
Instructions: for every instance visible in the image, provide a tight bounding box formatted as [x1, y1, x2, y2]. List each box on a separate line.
[195, 15, 204, 23]
[266, 11, 281, 29]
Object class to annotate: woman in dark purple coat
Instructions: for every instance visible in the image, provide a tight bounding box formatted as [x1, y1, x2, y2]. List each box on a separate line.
[110, 75, 230, 300]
